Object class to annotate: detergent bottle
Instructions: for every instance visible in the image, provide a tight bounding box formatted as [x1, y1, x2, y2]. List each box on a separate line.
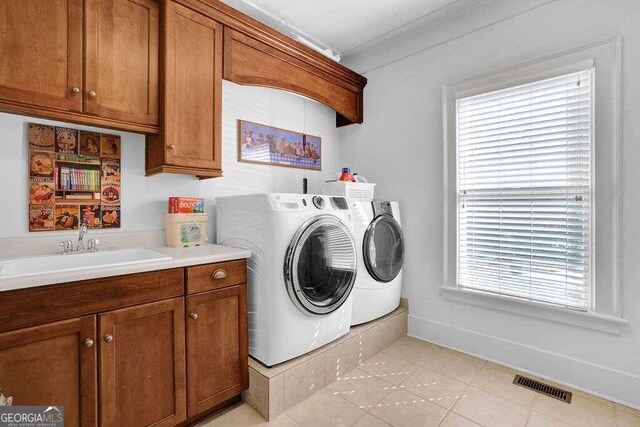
[339, 167, 356, 182]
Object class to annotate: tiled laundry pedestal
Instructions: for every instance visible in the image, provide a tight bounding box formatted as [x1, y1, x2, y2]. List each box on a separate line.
[242, 305, 409, 420]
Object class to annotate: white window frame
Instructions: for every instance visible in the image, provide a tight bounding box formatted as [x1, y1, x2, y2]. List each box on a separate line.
[441, 37, 626, 334]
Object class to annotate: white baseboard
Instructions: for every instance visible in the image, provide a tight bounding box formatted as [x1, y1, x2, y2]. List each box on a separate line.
[408, 314, 640, 410]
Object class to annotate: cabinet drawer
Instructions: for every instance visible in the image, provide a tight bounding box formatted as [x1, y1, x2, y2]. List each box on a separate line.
[186, 259, 247, 294]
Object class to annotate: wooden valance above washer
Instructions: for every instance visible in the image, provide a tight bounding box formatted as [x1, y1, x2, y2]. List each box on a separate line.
[183, 0, 368, 127]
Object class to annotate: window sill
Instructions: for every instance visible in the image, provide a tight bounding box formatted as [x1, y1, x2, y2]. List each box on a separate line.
[439, 285, 628, 335]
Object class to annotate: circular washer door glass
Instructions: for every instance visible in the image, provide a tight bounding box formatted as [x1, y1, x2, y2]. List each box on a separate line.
[363, 214, 404, 282]
[286, 215, 357, 315]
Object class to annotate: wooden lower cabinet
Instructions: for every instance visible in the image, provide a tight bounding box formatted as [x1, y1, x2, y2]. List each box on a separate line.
[186, 284, 248, 417]
[0, 316, 97, 427]
[99, 297, 187, 427]
[0, 261, 248, 426]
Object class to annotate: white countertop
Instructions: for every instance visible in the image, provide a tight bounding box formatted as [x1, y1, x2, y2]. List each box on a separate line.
[0, 244, 251, 293]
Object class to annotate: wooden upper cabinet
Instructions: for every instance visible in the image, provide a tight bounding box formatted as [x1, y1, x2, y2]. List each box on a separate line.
[0, 0, 159, 133]
[146, 1, 223, 178]
[166, 2, 222, 172]
[99, 298, 186, 427]
[186, 284, 248, 417]
[0, 0, 83, 112]
[0, 316, 97, 427]
[84, 0, 159, 126]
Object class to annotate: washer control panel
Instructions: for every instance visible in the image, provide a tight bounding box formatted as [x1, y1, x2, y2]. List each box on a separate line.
[330, 197, 349, 210]
[271, 194, 349, 211]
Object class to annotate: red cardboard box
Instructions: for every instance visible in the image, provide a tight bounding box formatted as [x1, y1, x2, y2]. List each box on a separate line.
[168, 197, 205, 214]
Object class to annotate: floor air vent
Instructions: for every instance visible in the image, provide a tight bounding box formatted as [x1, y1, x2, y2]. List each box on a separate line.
[513, 375, 572, 403]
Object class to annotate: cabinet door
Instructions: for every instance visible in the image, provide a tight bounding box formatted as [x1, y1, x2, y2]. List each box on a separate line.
[0, 0, 83, 112]
[84, 0, 159, 125]
[164, 2, 222, 171]
[186, 284, 248, 417]
[99, 298, 186, 427]
[0, 316, 97, 427]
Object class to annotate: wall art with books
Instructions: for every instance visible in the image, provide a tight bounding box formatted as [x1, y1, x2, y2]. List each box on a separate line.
[27, 123, 122, 232]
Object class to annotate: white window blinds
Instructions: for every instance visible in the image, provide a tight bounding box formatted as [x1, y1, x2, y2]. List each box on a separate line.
[456, 69, 592, 310]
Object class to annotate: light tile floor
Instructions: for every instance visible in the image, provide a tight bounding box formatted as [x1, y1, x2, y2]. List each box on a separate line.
[197, 337, 640, 427]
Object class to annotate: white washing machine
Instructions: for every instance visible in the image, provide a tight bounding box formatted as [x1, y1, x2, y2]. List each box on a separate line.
[216, 193, 357, 367]
[351, 200, 404, 325]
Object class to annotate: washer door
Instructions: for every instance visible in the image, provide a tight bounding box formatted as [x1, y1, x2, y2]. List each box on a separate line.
[363, 214, 404, 283]
[284, 215, 357, 315]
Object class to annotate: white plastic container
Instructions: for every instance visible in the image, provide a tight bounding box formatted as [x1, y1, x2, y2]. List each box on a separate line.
[321, 181, 376, 201]
[164, 213, 208, 247]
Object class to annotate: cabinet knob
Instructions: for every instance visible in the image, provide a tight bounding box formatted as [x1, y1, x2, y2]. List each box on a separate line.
[167, 144, 175, 150]
[103, 334, 113, 343]
[84, 338, 94, 348]
[211, 269, 227, 280]
[88, 90, 97, 97]
[190, 313, 198, 320]
[71, 86, 80, 93]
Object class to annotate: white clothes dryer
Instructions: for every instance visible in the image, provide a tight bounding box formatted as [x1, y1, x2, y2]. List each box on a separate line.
[350, 200, 404, 325]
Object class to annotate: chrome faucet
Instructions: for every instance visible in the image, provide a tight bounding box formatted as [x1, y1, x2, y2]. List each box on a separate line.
[60, 223, 99, 255]
[77, 223, 88, 252]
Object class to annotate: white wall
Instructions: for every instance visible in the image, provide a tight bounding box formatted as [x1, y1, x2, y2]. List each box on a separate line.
[0, 80, 341, 241]
[340, 0, 640, 408]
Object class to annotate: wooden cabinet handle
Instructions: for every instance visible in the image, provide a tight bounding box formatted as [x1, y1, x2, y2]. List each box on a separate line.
[88, 90, 96, 97]
[103, 334, 113, 343]
[167, 144, 175, 150]
[211, 269, 227, 280]
[190, 313, 198, 320]
[71, 86, 80, 93]
[84, 338, 94, 348]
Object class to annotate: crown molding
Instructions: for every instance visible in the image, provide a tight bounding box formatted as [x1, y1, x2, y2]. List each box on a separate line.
[341, 0, 495, 59]
[343, 0, 557, 74]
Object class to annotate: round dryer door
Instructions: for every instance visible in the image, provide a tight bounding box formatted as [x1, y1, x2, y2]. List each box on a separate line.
[363, 214, 404, 283]
[284, 215, 357, 315]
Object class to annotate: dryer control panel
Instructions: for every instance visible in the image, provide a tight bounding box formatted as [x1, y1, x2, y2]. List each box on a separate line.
[372, 200, 394, 217]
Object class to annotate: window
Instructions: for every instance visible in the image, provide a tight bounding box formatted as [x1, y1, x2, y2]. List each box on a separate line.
[455, 70, 592, 310]
[442, 38, 624, 333]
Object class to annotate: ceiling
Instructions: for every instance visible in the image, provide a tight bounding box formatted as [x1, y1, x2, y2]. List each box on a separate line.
[222, 0, 492, 58]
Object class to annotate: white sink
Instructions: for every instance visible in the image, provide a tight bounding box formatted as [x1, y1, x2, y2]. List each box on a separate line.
[0, 248, 172, 279]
